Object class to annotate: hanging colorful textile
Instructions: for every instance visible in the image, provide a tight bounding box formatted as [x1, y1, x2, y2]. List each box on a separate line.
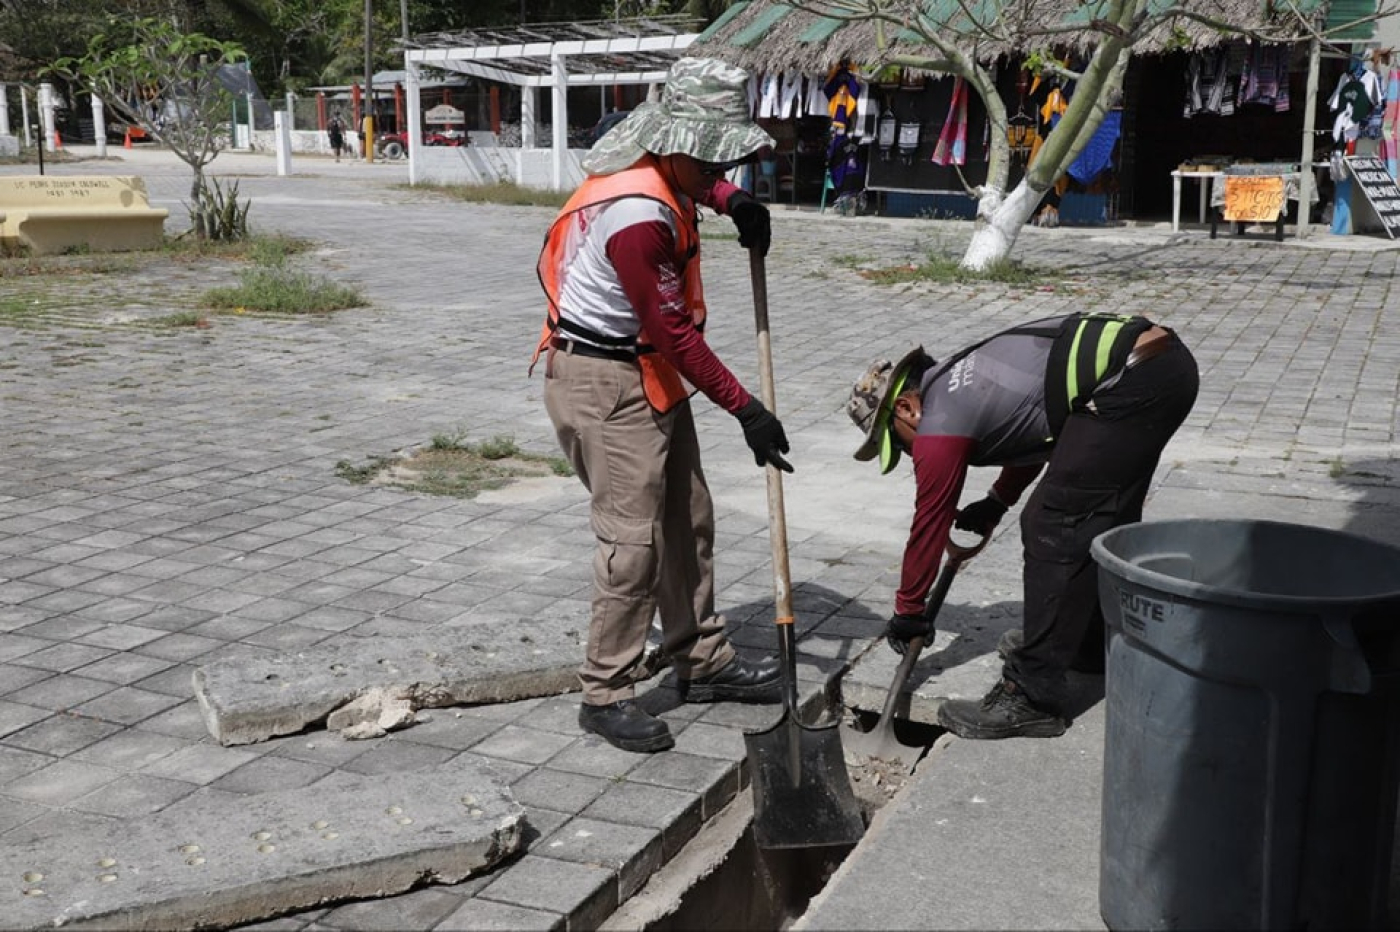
[1329, 60, 1383, 144]
[1239, 43, 1289, 112]
[1384, 66, 1400, 180]
[1026, 81, 1068, 167]
[825, 64, 863, 187]
[1067, 110, 1121, 185]
[1183, 48, 1237, 117]
[931, 77, 969, 166]
[778, 72, 802, 119]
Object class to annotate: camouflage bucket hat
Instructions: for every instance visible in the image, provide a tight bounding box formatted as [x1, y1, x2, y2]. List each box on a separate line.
[581, 57, 774, 176]
[848, 347, 931, 475]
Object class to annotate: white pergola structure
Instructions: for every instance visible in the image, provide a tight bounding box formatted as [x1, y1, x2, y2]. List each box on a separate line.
[401, 17, 698, 189]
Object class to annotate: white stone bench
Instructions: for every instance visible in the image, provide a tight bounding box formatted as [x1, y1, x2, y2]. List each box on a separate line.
[0, 175, 168, 255]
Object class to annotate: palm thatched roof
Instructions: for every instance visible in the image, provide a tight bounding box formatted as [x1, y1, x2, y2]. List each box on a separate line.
[689, 0, 1364, 75]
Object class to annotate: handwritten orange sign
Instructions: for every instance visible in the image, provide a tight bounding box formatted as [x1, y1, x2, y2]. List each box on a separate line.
[1222, 176, 1286, 222]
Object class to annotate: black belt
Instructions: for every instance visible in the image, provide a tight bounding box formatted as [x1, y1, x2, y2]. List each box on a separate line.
[550, 337, 637, 363]
[1125, 332, 1176, 369]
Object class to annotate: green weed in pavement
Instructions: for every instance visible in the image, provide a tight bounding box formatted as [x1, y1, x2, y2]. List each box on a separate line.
[859, 253, 1049, 286]
[203, 266, 364, 314]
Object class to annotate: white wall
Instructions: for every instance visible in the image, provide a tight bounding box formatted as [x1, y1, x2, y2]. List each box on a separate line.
[250, 129, 359, 156]
[412, 145, 588, 189]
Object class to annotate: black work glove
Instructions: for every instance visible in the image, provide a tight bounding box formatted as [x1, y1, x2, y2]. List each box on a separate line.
[735, 397, 792, 473]
[955, 495, 1008, 536]
[886, 612, 932, 656]
[727, 189, 771, 257]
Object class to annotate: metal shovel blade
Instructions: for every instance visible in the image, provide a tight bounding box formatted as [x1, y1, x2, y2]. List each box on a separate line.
[841, 636, 927, 774]
[841, 534, 988, 776]
[745, 712, 866, 850]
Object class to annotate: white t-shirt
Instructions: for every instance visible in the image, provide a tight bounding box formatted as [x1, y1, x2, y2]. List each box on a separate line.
[555, 196, 680, 346]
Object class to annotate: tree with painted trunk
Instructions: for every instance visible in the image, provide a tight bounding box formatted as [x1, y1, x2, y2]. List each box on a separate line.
[48, 16, 250, 240]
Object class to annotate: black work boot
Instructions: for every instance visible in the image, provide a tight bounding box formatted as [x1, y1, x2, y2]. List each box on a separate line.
[578, 699, 674, 753]
[677, 654, 781, 703]
[936, 677, 1068, 740]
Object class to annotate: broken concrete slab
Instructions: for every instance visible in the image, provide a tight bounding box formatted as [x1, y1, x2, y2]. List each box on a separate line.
[194, 622, 584, 746]
[3, 760, 524, 931]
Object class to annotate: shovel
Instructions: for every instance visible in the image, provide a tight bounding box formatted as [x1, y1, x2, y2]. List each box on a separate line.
[842, 532, 988, 774]
[741, 249, 865, 851]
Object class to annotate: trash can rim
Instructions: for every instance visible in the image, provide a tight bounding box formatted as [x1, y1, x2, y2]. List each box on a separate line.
[1092, 518, 1400, 610]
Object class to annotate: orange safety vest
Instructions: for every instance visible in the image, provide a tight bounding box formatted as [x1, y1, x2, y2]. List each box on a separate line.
[530, 156, 707, 414]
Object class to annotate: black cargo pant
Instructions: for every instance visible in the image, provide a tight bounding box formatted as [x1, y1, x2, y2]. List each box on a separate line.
[1004, 335, 1199, 709]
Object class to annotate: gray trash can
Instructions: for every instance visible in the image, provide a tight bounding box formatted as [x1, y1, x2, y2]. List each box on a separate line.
[1092, 519, 1400, 931]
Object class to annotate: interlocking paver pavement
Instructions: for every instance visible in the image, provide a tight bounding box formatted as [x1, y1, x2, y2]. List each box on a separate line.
[1, 145, 1398, 929]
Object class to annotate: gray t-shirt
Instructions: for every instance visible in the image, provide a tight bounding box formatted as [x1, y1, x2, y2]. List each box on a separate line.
[916, 324, 1059, 468]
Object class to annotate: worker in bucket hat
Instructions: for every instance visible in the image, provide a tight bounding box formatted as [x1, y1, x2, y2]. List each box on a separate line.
[527, 58, 786, 754]
[849, 314, 1198, 740]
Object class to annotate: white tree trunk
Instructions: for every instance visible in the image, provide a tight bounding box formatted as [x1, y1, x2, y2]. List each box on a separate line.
[963, 181, 1044, 270]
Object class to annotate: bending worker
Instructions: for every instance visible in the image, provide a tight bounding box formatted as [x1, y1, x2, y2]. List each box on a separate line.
[530, 58, 788, 754]
[847, 313, 1198, 739]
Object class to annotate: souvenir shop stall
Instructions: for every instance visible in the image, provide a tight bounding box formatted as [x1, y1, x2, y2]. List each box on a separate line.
[738, 59, 1121, 224]
[1125, 40, 1399, 237]
[694, 0, 1393, 231]
[858, 62, 1121, 224]
[745, 71, 834, 206]
[1319, 47, 1399, 235]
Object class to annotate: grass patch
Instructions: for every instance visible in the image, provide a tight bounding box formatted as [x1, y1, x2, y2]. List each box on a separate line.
[419, 181, 571, 209]
[201, 232, 364, 314]
[337, 433, 573, 499]
[858, 253, 1050, 286]
[203, 266, 364, 314]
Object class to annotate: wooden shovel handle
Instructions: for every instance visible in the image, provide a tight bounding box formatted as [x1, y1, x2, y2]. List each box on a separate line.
[750, 249, 793, 624]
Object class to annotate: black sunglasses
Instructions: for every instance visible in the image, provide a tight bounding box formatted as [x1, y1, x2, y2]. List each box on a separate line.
[698, 160, 741, 176]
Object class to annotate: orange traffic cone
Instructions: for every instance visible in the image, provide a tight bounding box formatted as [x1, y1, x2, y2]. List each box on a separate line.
[123, 130, 132, 149]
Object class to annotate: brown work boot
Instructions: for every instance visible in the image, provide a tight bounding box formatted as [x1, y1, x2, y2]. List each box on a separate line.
[578, 699, 674, 753]
[937, 677, 1068, 740]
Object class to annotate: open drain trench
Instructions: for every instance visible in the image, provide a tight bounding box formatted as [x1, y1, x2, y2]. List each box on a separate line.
[602, 708, 944, 932]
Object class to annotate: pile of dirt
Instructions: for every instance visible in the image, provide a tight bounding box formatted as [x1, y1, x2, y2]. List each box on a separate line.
[847, 755, 913, 816]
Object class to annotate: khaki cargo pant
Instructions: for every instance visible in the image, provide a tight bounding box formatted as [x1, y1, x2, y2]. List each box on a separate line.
[544, 347, 735, 706]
